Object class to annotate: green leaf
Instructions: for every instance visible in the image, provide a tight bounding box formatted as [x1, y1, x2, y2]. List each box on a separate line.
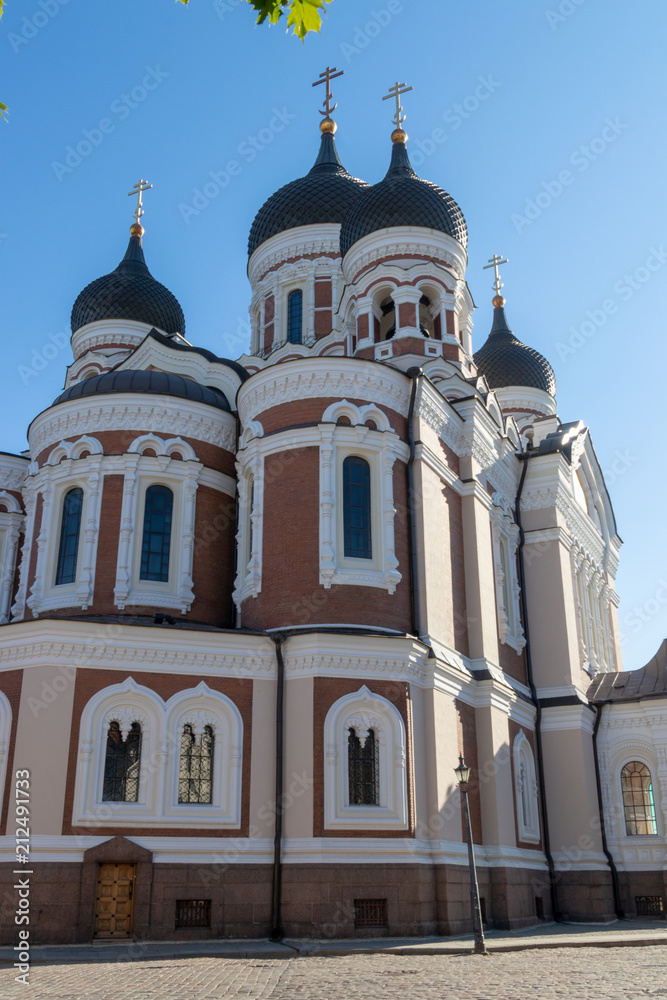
[247, 0, 286, 25]
[0, 101, 8, 122]
[286, 0, 329, 38]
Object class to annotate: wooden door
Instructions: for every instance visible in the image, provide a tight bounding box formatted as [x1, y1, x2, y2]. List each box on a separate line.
[94, 863, 136, 939]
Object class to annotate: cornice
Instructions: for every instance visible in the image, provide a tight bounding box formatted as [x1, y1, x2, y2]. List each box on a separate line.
[28, 396, 237, 457]
[248, 224, 342, 286]
[521, 481, 607, 570]
[341, 228, 466, 285]
[0, 454, 29, 492]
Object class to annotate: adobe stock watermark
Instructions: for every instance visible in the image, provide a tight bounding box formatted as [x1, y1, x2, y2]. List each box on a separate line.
[212, 0, 240, 21]
[17, 329, 69, 386]
[178, 107, 296, 224]
[51, 66, 169, 181]
[556, 246, 667, 361]
[511, 117, 628, 234]
[7, 0, 72, 54]
[546, 0, 588, 31]
[620, 579, 667, 639]
[409, 75, 501, 168]
[339, 0, 404, 61]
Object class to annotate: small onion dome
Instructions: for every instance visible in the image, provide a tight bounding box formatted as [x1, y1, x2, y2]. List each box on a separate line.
[248, 126, 369, 257]
[71, 233, 185, 336]
[53, 369, 230, 411]
[340, 136, 467, 257]
[473, 299, 556, 397]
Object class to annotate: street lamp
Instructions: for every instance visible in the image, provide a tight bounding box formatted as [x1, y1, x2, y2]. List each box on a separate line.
[454, 754, 487, 955]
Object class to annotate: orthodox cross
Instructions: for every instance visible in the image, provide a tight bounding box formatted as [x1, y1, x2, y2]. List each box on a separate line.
[128, 179, 153, 226]
[382, 81, 413, 128]
[483, 254, 509, 297]
[312, 66, 344, 117]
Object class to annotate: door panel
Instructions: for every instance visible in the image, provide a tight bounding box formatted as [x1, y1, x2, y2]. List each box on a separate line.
[94, 863, 136, 939]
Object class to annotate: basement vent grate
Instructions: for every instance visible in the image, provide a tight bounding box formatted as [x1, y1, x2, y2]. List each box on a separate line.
[354, 898, 388, 928]
[635, 896, 665, 918]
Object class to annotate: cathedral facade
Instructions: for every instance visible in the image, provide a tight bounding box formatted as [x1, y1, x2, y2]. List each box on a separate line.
[0, 93, 665, 944]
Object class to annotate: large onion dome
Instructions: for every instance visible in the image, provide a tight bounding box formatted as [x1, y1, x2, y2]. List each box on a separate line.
[474, 297, 556, 396]
[53, 369, 229, 411]
[340, 135, 467, 257]
[248, 125, 369, 257]
[71, 232, 185, 336]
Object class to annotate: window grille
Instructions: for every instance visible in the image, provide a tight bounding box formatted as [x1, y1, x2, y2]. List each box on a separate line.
[635, 896, 664, 918]
[343, 456, 372, 560]
[175, 899, 211, 928]
[140, 485, 174, 582]
[348, 727, 379, 806]
[55, 487, 83, 585]
[178, 724, 214, 804]
[102, 721, 142, 802]
[354, 899, 387, 928]
[621, 761, 658, 835]
[287, 289, 303, 344]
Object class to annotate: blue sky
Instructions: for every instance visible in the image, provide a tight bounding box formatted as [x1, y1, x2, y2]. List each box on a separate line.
[1, 0, 665, 667]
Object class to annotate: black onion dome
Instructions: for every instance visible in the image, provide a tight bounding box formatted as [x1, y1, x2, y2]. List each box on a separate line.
[248, 130, 369, 256]
[474, 302, 556, 397]
[340, 139, 467, 257]
[71, 234, 185, 336]
[53, 369, 229, 411]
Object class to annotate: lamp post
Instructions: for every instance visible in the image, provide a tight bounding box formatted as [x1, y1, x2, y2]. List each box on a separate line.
[454, 754, 487, 955]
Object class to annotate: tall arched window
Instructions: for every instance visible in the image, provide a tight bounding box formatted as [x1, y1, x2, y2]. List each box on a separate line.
[343, 456, 372, 560]
[287, 289, 303, 344]
[178, 724, 214, 804]
[622, 761, 658, 835]
[140, 485, 173, 582]
[55, 487, 83, 585]
[102, 721, 142, 802]
[348, 727, 379, 806]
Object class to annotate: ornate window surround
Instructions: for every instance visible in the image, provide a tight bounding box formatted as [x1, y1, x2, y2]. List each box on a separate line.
[233, 422, 264, 607]
[0, 492, 23, 624]
[323, 685, 408, 830]
[320, 401, 407, 594]
[26, 438, 105, 615]
[490, 493, 526, 653]
[0, 690, 12, 812]
[617, 752, 661, 840]
[72, 678, 243, 828]
[114, 436, 202, 614]
[513, 730, 540, 844]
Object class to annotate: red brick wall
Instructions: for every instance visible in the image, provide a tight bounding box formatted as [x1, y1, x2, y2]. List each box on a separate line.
[455, 699, 482, 844]
[256, 398, 406, 438]
[37, 432, 235, 477]
[399, 303, 417, 329]
[313, 676, 414, 837]
[357, 313, 369, 340]
[0, 670, 23, 835]
[241, 448, 411, 633]
[62, 668, 253, 837]
[314, 280, 331, 308]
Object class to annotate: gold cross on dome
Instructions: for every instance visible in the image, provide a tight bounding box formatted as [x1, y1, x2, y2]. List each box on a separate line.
[483, 253, 509, 297]
[382, 81, 413, 128]
[312, 66, 344, 117]
[128, 178, 153, 226]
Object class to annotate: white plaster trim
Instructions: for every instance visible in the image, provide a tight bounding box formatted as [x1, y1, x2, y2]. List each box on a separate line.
[341, 228, 466, 285]
[540, 704, 596, 734]
[0, 691, 12, 816]
[0, 506, 23, 624]
[248, 224, 341, 286]
[0, 454, 29, 493]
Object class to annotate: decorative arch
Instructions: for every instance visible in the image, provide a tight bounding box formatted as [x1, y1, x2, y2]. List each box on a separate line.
[0, 491, 22, 515]
[321, 400, 391, 433]
[513, 730, 540, 843]
[323, 685, 408, 830]
[46, 435, 104, 466]
[127, 434, 197, 461]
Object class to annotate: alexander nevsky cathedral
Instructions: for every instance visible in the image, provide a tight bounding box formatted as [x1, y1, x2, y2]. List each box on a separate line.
[0, 73, 665, 944]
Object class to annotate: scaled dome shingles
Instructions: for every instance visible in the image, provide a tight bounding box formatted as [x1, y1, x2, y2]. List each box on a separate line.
[340, 140, 468, 257]
[71, 234, 186, 336]
[53, 369, 230, 411]
[248, 130, 369, 257]
[473, 304, 556, 396]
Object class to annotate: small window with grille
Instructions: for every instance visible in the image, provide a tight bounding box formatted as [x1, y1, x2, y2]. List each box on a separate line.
[348, 727, 379, 806]
[354, 898, 387, 928]
[635, 896, 665, 918]
[175, 899, 212, 929]
[102, 721, 142, 802]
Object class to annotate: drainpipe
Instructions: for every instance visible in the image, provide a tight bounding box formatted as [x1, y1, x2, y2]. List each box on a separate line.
[269, 632, 286, 940]
[232, 412, 241, 629]
[516, 453, 561, 922]
[406, 368, 422, 638]
[592, 701, 625, 918]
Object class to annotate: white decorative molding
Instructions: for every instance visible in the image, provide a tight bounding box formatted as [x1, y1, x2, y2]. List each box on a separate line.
[341, 228, 466, 286]
[0, 502, 23, 624]
[513, 729, 540, 843]
[520, 481, 607, 571]
[72, 677, 244, 829]
[324, 685, 408, 830]
[490, 492, 526, 653]
[29, 395, 237, 459]
[232, 440, 264, 609]
[493, 385, 557, 418]
[70, 319, 157, 361]
[45, 435, 104, 466]
[0, 690, 12, 815]
[248, 223, 342, 286]
[0, 453, 29, 493]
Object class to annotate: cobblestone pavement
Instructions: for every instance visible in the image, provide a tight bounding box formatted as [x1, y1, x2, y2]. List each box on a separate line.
[1, 947, 666, 1000]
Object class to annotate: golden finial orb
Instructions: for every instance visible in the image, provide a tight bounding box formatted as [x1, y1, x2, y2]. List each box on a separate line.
[493, 294, 505, 308]
[130, 222, 144, 237]
[391, 127, 408, 144]
[320, 117, 337, 134]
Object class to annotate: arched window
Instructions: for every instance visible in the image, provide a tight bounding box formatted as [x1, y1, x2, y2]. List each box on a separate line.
[55, 487, 83, 585]
[343, 456, 372, 560]
[287, 289, 303, 344]
[348, 727, 379, 806]
[514, 731, 540, 843]
[140, 485, 173, 582]
[622, 761, 658, 835]
[178, 724, 214, 804]
[102, 721, 142, 802]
